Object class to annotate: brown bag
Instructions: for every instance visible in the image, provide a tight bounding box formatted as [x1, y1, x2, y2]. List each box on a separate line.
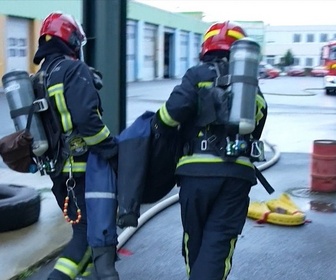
[0, 129, 34, 173]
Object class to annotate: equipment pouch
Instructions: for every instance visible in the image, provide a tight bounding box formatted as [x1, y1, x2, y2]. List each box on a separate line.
[0, 129, 36, 173]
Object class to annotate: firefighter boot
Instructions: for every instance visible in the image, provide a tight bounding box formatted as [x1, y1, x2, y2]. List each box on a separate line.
[91, 246, 119, 280]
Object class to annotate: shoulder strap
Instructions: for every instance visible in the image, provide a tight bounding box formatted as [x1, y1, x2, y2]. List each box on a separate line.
[24, 58, 66, 131]
[255, 167, 275, 194]
[213, 60, 258, 88]
[213, 61, 230, 88]
[44, 57, 67, 89]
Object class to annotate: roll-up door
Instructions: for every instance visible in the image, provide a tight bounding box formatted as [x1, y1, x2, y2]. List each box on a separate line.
[127, 20, 136, 82]
[193, 34, 202, 66]
[179, 31, 189, 75]
[142, 23, 157, 81]
[5, 16, 29, 72]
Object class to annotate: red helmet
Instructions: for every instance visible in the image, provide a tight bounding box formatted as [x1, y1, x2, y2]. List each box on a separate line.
[200, 21, 247, 59]
[40, 12, 86, 51]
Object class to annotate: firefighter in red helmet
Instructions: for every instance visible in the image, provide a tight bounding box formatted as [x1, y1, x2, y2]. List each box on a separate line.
[34, 12, 119, 280]
[156, 21, 268, 279]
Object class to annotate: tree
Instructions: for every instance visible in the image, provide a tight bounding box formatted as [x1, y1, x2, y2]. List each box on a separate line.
[282, 50, 295, 66]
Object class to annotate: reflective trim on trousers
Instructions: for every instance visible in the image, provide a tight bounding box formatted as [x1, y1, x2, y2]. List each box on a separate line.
[223, 238, 237, 280]
[54, 257, 79, 279]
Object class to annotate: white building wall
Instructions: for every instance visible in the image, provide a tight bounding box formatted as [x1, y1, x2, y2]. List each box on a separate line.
[264, 25, 336, 67]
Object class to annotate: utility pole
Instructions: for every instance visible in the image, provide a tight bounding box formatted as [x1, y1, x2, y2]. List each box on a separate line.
[83, 0, 127, 135]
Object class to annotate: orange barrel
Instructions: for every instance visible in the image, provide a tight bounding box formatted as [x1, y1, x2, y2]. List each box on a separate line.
[311, 140, 336, 192]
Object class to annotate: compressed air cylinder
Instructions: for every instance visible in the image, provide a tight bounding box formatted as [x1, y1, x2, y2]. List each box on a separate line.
[2, 70, 49, 157]
[228, 37, 261, 134]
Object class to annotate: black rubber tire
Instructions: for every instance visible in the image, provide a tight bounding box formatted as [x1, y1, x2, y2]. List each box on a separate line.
[0, 184, 41, 232]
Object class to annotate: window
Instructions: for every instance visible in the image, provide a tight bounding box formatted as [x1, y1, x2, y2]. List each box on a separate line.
[306, 34, 314, 43]
[8, 49, 16, 57]
[305, 58, 313, 67]
[266, 58, 275, 65]
[7, 37, 27, 58]
[8, 37, 17, 46]
[294, 58, 300, 65]
[293, 34, 301, 43]
[320, 33, 328, 42]
[18, 38, 26, 47]
[330, 47, 336, 60]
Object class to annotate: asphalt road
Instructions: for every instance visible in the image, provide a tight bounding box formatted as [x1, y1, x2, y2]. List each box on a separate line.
[1, 76, 336, 280]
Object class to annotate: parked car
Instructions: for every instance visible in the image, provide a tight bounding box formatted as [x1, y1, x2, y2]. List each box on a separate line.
[259, 63, 280, 79]
[287, 66, 305, 76]
[311, 66, 328, 77]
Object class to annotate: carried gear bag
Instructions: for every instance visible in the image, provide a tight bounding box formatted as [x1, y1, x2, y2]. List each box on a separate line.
[116, 111, 181, 228]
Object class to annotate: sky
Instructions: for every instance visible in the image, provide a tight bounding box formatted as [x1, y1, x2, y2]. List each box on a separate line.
[135, 0, 336, 26]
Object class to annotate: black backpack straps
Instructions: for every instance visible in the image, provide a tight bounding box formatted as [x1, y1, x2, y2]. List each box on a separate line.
[213, 61, 230, 88]
[10, 98, 48, 131]
[255, 167, 275, 194]
[213, 60, 258, 87]
[44, 57, 67, 89]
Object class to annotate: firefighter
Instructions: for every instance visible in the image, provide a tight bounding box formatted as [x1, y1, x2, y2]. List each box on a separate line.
[157, 21, 268, 279]
[33, 12, 119, 280]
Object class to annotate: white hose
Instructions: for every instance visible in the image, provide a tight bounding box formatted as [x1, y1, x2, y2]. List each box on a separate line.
[117, 140, 281, 249]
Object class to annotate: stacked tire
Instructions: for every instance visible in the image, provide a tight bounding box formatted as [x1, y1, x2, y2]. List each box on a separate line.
[0, 184, 41, 232]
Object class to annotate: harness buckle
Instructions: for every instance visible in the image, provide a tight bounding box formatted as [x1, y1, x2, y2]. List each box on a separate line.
[33, 98, 49, 112]
[200, 140, 207, 151]
[215, 75, 231, 87]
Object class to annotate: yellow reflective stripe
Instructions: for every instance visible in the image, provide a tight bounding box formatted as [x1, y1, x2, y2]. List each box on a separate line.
[204, 29, 220, 42]
[256, 94, 266, 109]
[97, 108, 102, 118]
[184, 232, 191, 276]
[178, 154, 223, 167]
[223, 237, 237, 279]
[159, 103, 180, 127]
[48, 83, 73, 132]
[83, 125, 110, 146]
[62, 160, 86, 173]
[198, 81, 213, 88]
[227, 30, 245, 40]
[256, 94, 266, 124]
[177, 153, 254, 168]
[54, 257, 78, 279]
[77, 247, 91, 276]
[81, 263, 94, 277]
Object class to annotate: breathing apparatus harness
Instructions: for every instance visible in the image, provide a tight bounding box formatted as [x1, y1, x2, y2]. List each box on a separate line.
[188, 58, 264, 163]
[185, 38, 274, 194]
[32, 57, 88, 176]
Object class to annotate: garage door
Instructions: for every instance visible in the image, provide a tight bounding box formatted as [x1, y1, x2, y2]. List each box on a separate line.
[142, 23, 157, 81]
[193, 34, 202, 66]
[127, 20, 136, 82]
[179, 31, 189, 76]
[6, 17, 29, 72]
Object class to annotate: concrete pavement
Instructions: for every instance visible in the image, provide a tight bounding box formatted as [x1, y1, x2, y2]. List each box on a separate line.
[0, 169, 72, 280]
[0, 77, 336, 280]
